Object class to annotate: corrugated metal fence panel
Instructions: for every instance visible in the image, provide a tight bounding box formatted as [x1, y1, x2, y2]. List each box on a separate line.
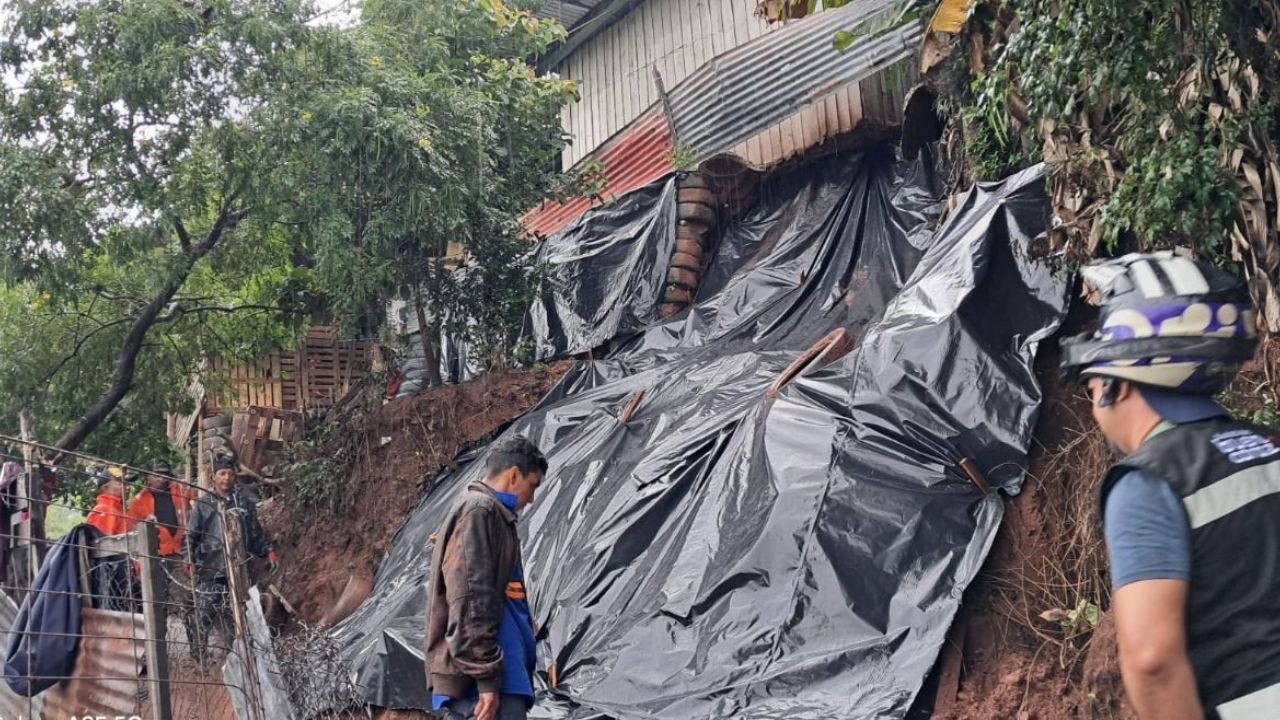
[667, 0, 922, 162]
[0, 593, 33, 720]
[558, 0, 771, 167]
[40, 608, 148, 718]
[523, 105, 674, 238]
[0, 602, 149, 719]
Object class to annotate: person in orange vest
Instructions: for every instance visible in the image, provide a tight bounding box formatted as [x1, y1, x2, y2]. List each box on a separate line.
[127, 460, 191, 557]
[85, 466, 134, 536]
[127, 460, 193, 627]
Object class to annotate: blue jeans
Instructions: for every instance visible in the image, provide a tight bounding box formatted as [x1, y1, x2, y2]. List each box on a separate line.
[440, 694, 530, 720]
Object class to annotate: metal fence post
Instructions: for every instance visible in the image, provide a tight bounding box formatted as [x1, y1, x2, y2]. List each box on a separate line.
[139, 521, 174, 720]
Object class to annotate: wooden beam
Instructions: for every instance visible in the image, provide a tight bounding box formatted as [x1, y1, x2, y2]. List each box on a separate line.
[138, 522, 173, 720]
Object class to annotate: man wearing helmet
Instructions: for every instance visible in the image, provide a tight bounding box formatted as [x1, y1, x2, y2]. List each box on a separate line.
[1062, 252, 1280, 720]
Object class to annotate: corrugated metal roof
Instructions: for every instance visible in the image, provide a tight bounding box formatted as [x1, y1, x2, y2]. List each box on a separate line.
[553, 0, 772, 167]
[667, 0, 922, 161]
[726, 54, 916, 169]
[523, 104, 674, 238]
[536, 0, 611, 31]
[0, 595, 165, 719]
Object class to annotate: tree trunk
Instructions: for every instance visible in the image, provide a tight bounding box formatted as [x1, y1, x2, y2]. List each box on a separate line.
[53, 206, 242, 455]
[413, 289, 445, 387]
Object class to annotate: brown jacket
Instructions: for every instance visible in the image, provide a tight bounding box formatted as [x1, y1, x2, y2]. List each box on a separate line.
[426, 482, 522, 698]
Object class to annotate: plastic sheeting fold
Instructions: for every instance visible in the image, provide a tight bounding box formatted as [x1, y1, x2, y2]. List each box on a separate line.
[332, 147, 1068, 719]
[527, 178, 677, 362]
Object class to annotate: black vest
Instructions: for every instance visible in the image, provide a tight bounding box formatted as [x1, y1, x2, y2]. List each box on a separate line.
[1102, 417, 1280, 715]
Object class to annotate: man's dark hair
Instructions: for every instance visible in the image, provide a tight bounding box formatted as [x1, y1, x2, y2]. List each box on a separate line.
[484, 436, 548, 478]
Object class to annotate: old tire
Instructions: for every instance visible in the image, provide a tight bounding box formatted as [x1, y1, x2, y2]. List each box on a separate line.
[670, 251, 703, 272]
[659, 302, 688, 318]
[678, 202, 717, 227]
[678, 187, 716, 206]
[201, 415, 232, 431]
[676, 223, 708, 241]
[667, 267, 701, 289]
[675, 237, 706, 256]
[679, 173, 710, 191]
[664, 286, 694, 304]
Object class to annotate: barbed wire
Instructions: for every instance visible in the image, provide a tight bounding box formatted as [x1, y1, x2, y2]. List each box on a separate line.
[0, 436, 281, 719]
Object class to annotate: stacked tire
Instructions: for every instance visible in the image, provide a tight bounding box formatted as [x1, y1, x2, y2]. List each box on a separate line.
[396, 340, 429, 399]
[660, 174, 719, 318]
[201, 413, 235, 469]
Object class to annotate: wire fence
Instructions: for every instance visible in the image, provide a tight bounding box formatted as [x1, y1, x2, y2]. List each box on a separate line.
[0, 436, 290, 720]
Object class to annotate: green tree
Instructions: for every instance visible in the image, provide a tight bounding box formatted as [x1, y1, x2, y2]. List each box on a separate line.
[289, 0, 582, 378]
[0, 0, 323, 460]
[0, 0, 580, 462]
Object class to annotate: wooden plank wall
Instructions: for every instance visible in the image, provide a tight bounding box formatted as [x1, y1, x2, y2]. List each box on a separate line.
[207, 326, 374, 413]
[558, 0, 773, 167]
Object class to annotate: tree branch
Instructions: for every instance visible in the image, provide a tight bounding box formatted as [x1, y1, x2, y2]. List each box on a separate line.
[53, 199, 246, 454]
[38, 316, 137, 387]
[173, 218, 192, 253]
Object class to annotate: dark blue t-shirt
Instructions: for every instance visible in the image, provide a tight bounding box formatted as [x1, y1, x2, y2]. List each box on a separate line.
[1103, 470, 1192, 589]
[433, 491, 537, 710]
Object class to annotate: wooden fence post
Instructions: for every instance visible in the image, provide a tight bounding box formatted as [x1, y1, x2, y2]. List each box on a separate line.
[16, 411, 40, 588]
[139, 522, 174, 720]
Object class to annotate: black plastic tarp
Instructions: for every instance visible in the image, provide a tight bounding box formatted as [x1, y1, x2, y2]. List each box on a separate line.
[527, 178, 677, 361]
[331, 147, 1068, 719]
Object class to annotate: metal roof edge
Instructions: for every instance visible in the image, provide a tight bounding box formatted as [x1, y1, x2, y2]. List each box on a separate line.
[536, 0, 644, 72]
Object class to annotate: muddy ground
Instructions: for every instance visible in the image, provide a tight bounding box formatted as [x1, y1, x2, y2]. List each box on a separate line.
[262, 361, 574, 624]
[288, 336, 1278, 719]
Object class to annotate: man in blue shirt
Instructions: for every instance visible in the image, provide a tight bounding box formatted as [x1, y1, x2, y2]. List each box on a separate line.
[1063, 253, 1280, 719]
[426, 437, 546, 720]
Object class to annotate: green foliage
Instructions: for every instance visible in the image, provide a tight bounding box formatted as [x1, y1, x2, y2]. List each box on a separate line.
[966, 0, 1276, 253]
[0, 0, 581, 455]
[289, 455, 348, 512]
[0, 0, 324, 457]
[668, 142, 699, 172]
[832, 0, 928, 52]
[274, 0, 581, 365]
[958, 102, 1032, 181]
[44, 502, 87, 540]
[1099, 115, 1244, 251]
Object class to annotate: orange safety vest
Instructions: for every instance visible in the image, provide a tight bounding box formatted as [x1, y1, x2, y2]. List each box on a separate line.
[86, 493, 133, 536]
[127, 485, 193, 557]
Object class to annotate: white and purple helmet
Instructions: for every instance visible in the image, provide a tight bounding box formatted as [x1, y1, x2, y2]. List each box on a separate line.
[1061, 252, 1258, 394]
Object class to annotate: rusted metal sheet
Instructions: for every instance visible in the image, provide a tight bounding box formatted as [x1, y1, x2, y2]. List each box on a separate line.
[667, 0, 922, 163]
[39, 608, 148, 718]
[0, 604, 148, 719]
[0, 593, 35, 720]
[523, 106, 674, 238]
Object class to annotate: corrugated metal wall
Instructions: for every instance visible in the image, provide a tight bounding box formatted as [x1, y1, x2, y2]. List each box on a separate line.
[556, 0, 773, 167]
[524, 105, 674, 238]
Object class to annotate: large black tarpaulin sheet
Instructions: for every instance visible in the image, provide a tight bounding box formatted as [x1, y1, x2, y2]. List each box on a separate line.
[527, 178, 677, 361]
[331, 148, 1069, 719]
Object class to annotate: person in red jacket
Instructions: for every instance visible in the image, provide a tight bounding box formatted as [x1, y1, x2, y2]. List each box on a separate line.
[85, 466, 134, 536]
